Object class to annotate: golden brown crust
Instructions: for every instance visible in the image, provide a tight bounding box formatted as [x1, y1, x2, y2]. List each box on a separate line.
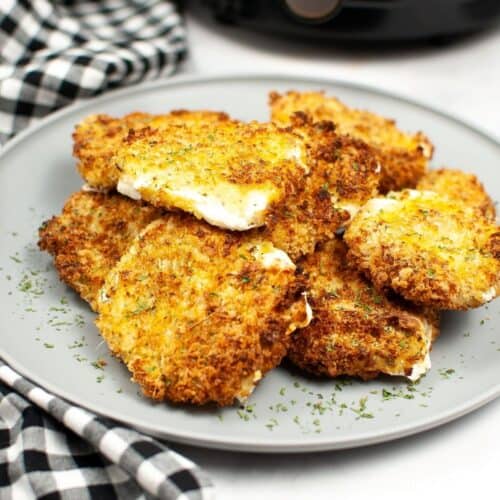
[74, 108, 380, 251]
[288, 238, 439, 380]
[96, 215, 310, 406]
[344, 189, 500, 310]
[89, 119, 313, 231]
[417, 167, 496, 221]
[269, 90, 433, 193]
[38, 191, 162, 310]
[117, 119, 306, 186]
[254, 113, 380, 259]
[73, 110, 231, 189]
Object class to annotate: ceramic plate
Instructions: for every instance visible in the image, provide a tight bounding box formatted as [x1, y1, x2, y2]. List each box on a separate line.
[1, 74, 499, 452]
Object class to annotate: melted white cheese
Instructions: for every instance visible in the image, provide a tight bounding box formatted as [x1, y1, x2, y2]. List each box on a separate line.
[168, 187, 269, 231]
[407, 317, 433, 382]
[117, 176, 273, 231]
[365, 196, 399, 213]
[481, 286, 497, 303]
[254, 247, 295, 271]
[303, 293, 313, 326]
[407, 352, 431, 382]
[285, 293, 313, 336]
[236, 369, 262, 402]
[117, 177, 141, 200]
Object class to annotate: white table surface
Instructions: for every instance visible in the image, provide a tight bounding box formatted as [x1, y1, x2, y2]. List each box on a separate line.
[174, 7, 500, 500]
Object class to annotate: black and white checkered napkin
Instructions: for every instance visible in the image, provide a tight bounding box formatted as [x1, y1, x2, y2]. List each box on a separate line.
[0, 2, 215, 498]
[0, 0, 186, 144]
[0, 361, 214, 499]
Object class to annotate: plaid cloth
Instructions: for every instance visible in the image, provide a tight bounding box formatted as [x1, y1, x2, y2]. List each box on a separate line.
[0, 0, 187, 144]
[0, 2, 215, 498]
[0, 361, 214, 500]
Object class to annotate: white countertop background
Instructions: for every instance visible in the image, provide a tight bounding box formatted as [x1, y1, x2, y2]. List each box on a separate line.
[175, 7, 500, 500]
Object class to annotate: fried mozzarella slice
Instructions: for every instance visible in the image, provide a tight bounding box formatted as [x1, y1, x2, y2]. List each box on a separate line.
[417, 168, 496, 221]
[96, 215, 311, 406]
[344, 189, 500, 310]
[83, 120, 310, 231]
[269, 91, 433, 193]
[255, 115, 380, 259]
[288, 238, 439, 381]
[76, 109, 380, 254]
[38, 191, 162, 310]
[73, 110, 231, 190]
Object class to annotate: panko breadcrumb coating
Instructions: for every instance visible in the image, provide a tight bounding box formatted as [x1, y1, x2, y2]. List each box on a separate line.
[344, 189, 500, 310]
[288, 238, 439, 381]
[96, 215, 311, 406]
[73, 110, 231, 190]
[255, 113, 380, 259]
[417, 168, 496, 221]
[103, 120, 312, 231]
[38, 191, 162, 310]
[269, 91, 433, 193]
[75, 108, 381, 257]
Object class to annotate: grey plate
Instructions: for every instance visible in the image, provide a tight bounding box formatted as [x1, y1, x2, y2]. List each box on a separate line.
[1, 74, 499, 453]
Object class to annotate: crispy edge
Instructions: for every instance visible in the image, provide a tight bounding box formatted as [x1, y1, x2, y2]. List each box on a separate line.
[344, 190, 500, 310]
[269, 90, 433, 193]
[95, 215, 310, 406]
[417, 167, 496, 221]
[288, 238, 439, 380]
[73, 110, 231, 188]
[38, 191, 162, 310]
[256, 112, 380, 258]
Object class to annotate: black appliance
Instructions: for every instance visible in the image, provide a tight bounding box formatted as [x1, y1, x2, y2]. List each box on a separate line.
[192, 0, 500, 42]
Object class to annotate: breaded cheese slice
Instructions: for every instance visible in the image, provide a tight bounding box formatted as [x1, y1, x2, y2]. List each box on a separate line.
[96, 215, 312, 406]
[111, 120, 310, 230]
[38, 191, 162, 310]
[344, 189, 500, 310]
[288, 238, 439, 381]
[269, 91, 433, 193]
[254, 115, 381, 259]
[417, 168, 496, 221]
[73, 110, 231, 190]
[75, 110, 337, 252]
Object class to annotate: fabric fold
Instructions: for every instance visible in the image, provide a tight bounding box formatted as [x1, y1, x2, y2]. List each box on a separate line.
[0, 361, 215, 500]
[0, 0, 187, 144]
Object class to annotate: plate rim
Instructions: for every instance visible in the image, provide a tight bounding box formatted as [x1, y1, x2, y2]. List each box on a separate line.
[1, 72, 499, 453]
[2, 72, 499, 156]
